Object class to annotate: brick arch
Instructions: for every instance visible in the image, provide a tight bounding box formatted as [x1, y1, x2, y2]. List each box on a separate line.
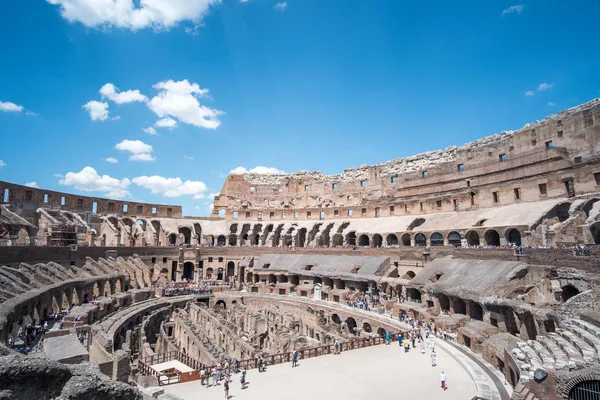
[557, 371, 600, 398]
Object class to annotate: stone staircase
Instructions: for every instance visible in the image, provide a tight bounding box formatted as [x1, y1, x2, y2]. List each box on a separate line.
[512, 319, 600, 382]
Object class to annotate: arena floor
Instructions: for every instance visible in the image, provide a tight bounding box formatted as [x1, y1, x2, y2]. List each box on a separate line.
[163, 342, 479, 400]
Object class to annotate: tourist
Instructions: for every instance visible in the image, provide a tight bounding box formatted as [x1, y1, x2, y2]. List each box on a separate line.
[200, 367, 207, 386]
[212, 368, 218, 386]
[419, 339, 425, 354]
[240, 369, 247, 389]
[291, 350, 298, 367]
[431, 350, 437, 367]
[385, 331, 391, 345]
[233, 358, 239, 374]
[403, 340, 410, 353]
[440, 371, 447, 390]
[224, 378, 230, 399]
[333, 340, 340, 355]
[398, 333, 403, 347]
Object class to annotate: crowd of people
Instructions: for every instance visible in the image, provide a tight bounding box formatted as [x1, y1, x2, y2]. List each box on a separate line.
[199, 359, 247, 399]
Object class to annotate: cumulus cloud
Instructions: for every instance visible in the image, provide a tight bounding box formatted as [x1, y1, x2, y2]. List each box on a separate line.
[115, 139, 155, 162]
[132, 175, 208, 198]
[155, 117, 178, 128]
[548, 102, 556, 106]
[46, 0, 220, 31]
[83, 100, 109, 120]
[148, 79, 223, 129]
[229, 166, 285, 175]
[59, 166, 131, 198]
[524, 90, 534, 96]
[25, 182, 38, 188]
[537, 82, 554, 91]
[502, 5, 524, 16]
[143, 127, 157, 135]
[274, 2, 287, 11]
[100, 83, 148, 104]
[105, 157, 119, 164]
[0, 160, 5, 168]
[0, 101, 24, 112]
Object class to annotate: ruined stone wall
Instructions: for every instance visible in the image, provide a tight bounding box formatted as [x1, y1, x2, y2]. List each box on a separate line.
[216, 99, 600, 220]
[0, 180, 182, 222]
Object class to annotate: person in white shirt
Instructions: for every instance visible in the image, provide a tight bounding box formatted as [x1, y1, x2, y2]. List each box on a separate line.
[440, 371, 447, 390]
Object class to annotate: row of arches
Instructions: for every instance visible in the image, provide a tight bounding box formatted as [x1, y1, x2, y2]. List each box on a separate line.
[329, 313, 390, 337]
[346, 229, 521, 247]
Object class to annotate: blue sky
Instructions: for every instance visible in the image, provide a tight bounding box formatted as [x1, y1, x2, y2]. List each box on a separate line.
[0, 0, 599, 216]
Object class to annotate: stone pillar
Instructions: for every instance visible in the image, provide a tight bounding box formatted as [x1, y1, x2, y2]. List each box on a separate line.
[8, 229, 19, 246]
[410, 238, 415, 246]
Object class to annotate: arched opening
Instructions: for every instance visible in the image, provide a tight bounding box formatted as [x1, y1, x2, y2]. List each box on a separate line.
[408, 218, 426, 230]
[253, 233, 260, 246]
[331, 314, 341, 324]
[345, 317, 357, 335]
[430, 232, 444, 246]
[217, 235, 226, 246]
[372, 234, 383, 248]
[346, 232, 357, 246]
[103, 281, 111, 296]
[296, 228, 306, 248]
[215, 300, 226, 310]
[229, 235, 237, 246]
[506, 229, 522, 246]
[183, 262, 194, 281]
[386, 234, 398, 246]
[414, 233, 427, 246]
[465, 231, 480, 246]
[217, 268, 224, 280]
[438, 294, 450, 312]
[562, 285, 580, 302]
[377, 327, 386, 337]
[206, 267, 214, 279]
[569, 380, 600, 400]
[448, 231, 461, 247]
[484, 230, 500, 246]
[358, 234, 370, 247]
[332, 234, 343, 247]
[406, 288, 421, 302]
[453, 298, 466, 314]
[591, 222, 600, 245]
[227, 261, 235, 278]
[362, 322, 372, 333]
[206, 235, 215, 246]
[168, 233, 177, 245]
[179, 227, 192, 245]
[469, 302, 484, 321]
[405, 270, 416, 279]
[401, 233, 411, 246]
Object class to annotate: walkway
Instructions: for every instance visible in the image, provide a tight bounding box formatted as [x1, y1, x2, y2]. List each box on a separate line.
[162, 343, 477, 400]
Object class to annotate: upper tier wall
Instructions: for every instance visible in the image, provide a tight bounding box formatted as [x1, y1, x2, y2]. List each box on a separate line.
[215, 98, 600, 217]
[0, 181, 182, 220]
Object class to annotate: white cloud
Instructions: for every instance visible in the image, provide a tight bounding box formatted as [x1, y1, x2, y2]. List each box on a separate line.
[155, 117, 178, 128]
[105, 157, 119, 164]
[59, 166, 131, 198]
[143, 127, 157, 135]
[524, 90, 534, 96]
[0, 101, 24, 112]
[184, 155, 194, 161]
[25, 182, 38, 188]
[115, 139, 152, 154]
[100, 83, 148, 104]
[53, 173, 64, 178]
[501, 5, 524, 16]
[132, 175, 207, 198]
[111, 115, 121, 121]
[130, 153, 156, 161]
[229, 166, 285, 175]
[0, 160, 5, 168]
[46, 0, 220, 31]
[274, 2, 287, 11]
[115, 139, 155, 162]
[537, 82, 554, 91]
[83, 100, 109, 121]
[548, 102, 556, 106]
[25, 111, 37, 116]
[115, 140, 155, 161]
[148, 79, 223, 129]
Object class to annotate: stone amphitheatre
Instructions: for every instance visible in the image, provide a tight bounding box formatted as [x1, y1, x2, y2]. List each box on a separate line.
[1, 98, 600, 400]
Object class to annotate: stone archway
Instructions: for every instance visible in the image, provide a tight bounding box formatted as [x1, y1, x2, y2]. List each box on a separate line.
[465, 231, 480, 246]
[372, 234, 383, 248]
[183, 262, 194, 281]
[484, 230, 500, 246]
[358, 235, 370, 247]
[401, 233, 411, 246]
[506, 229, 522, 246]
[386, 234, 398, 246]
